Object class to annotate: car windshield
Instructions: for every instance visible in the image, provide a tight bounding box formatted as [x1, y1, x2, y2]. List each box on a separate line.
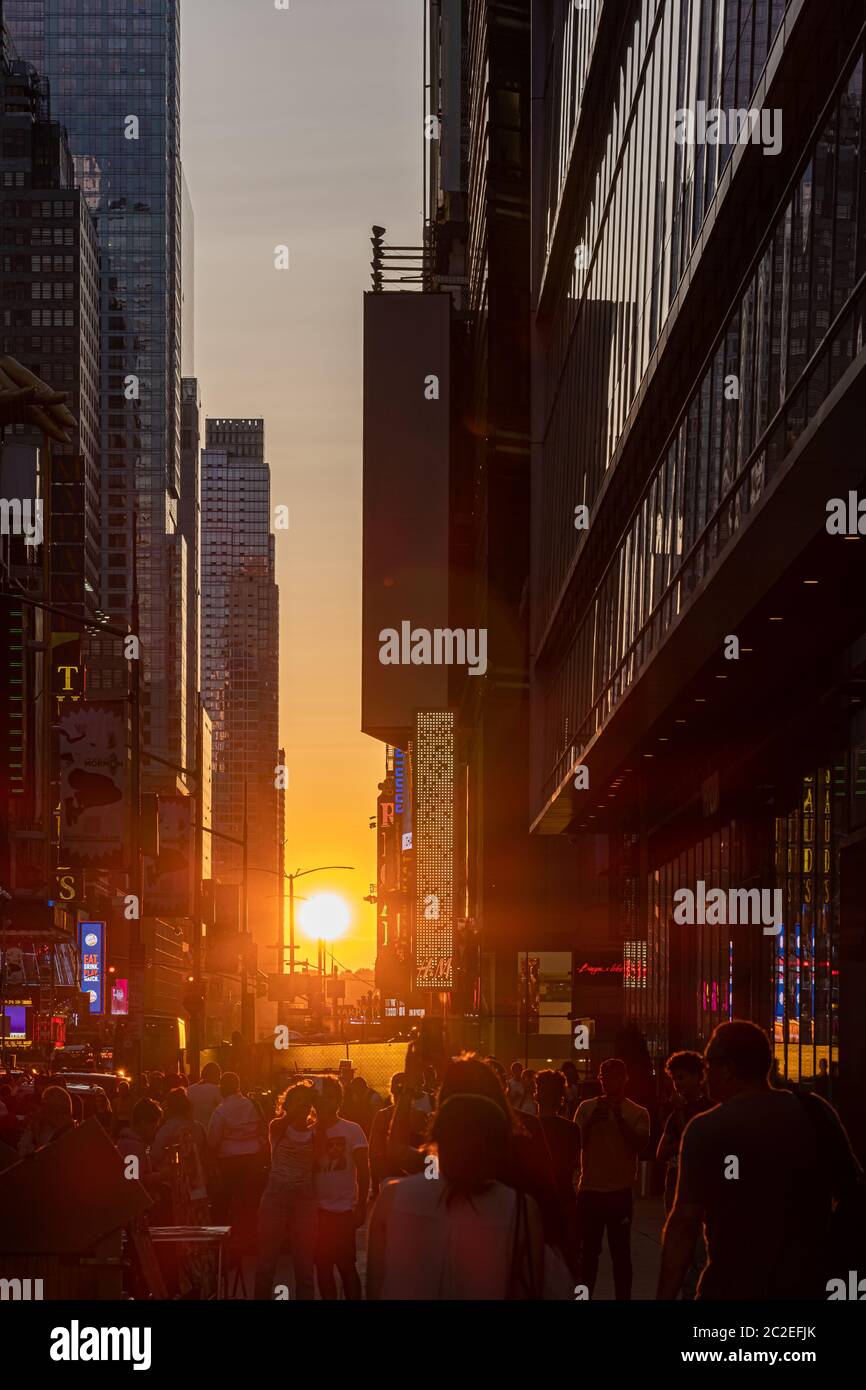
[58, 1073, 119, 1096]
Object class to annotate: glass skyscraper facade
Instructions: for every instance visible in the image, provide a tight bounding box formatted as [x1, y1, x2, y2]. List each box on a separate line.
[201, 419, 280, 954]
[6, 0, 187, 782]
[535, 2, 863, 806]
[530, 0, 866, 1124]
[0, 42, 100, 613]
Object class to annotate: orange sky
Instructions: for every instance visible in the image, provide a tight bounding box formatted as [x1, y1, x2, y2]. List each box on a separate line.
[182, 1, 422, 970]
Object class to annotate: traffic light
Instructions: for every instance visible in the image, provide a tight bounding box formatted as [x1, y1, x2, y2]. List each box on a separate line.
[182, 977, 206, 1016]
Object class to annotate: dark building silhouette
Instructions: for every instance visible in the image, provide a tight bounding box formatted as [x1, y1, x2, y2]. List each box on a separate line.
[178, 377, 201, 775]
[363, 1, 589, 1060]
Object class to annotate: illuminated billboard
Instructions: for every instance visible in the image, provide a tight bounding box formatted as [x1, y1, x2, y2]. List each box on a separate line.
[110, 978, 129, 1017]
[3, 1004, 26, 1039]
[58, 703, 127, 868]
[78, 921, 105, 1014]
[414, 710, 454, 990]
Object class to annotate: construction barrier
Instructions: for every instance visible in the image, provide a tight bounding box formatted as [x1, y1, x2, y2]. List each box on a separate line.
[278, 1040, 410, 1096]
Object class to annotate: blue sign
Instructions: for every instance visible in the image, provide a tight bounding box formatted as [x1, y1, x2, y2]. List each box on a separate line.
[394, 747, 406, 814]
[78, 921, 105, 1014]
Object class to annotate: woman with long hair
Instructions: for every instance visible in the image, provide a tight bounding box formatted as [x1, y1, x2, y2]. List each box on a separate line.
[385, 1052, 566, 1269]
[367, 1093, 545, 1299]
[254, 1082, 317, 1300]
[394, 1056, 552, 1172]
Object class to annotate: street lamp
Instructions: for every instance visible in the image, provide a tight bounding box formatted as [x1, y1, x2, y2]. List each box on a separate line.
[283, 866, 354, 977]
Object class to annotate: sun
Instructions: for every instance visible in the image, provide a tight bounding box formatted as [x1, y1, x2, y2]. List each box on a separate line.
[298, 892, 351, 943]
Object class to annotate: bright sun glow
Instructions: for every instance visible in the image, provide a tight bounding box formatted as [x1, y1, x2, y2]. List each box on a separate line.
[298, 892, 351, 943]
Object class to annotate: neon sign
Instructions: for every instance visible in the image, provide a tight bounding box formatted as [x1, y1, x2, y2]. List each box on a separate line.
[394, 746, 406, 814]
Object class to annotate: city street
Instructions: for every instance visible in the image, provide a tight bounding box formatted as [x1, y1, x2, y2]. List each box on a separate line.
[1, 0, 865, 1364]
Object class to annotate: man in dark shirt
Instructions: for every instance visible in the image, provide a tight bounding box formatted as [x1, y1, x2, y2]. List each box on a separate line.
[524, 1069, 581, 1275]
[657, 1049, 712, 1299]
[657, 1020, 862, 1301]
[657, 1050, 712, 1214]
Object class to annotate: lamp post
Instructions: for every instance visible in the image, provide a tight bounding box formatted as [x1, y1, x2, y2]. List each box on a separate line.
[280, 866, 353, 1030]
[282, 866, 354, 978]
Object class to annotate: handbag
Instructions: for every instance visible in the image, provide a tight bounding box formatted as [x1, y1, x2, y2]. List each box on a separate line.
[506, 1188, 543, 1300]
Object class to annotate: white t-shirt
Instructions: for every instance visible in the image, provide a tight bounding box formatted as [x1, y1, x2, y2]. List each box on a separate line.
[313, 1118, 368, 1212]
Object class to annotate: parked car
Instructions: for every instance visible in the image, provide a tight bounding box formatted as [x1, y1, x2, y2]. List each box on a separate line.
[66, 1082, 111, 1119]
[54, 1071, 124, 1100]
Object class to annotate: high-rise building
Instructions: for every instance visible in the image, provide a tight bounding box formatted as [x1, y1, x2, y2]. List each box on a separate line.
[5, 0, 189, 789]
[529, 0, 866, 1150]
[0, 40, 99, 616]
[0, 25, 99, 867]
[421, 0, 584, 1057]
[0, 25, 100, 1050]
[178, 377, 200, 777]
[362, 2, 584, 1058]
[201, 418, 280, 993]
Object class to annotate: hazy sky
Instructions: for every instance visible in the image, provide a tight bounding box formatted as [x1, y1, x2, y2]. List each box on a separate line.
[182, 0, 423, 970]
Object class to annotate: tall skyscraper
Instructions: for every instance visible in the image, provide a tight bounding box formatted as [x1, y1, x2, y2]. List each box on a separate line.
[362, 1, 581, 1055]
[0, 39, 100, 616]
[201, 418, 280, 972]
[5, 0, 189, 787]
[0, 29, 100, 916]
[179, 377, 200, 777]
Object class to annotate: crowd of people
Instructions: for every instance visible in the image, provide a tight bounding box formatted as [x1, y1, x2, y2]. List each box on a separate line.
[0, 1018, 862, 1301]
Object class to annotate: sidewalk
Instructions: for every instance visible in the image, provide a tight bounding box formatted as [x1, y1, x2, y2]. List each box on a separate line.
[357, 1194, 665, 1300]
[257, 1193, 666, 1300]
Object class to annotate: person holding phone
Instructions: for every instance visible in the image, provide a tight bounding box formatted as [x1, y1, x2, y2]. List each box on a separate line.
[574, 1058, 650, 1299]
